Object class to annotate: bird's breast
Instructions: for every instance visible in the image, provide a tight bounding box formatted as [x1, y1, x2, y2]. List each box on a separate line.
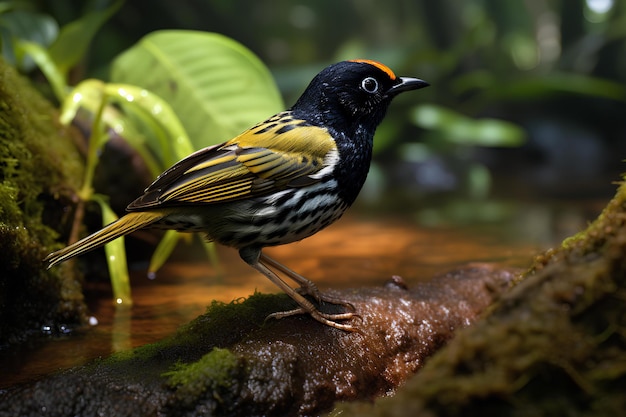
[176, 176, 348, 249]
[245, 177, 348, 246]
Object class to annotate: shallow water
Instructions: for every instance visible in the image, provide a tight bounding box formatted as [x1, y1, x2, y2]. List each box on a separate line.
[0, 198, 601, 389]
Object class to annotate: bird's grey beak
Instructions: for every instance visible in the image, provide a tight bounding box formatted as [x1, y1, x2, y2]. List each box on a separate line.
[388, 77, 429, 95]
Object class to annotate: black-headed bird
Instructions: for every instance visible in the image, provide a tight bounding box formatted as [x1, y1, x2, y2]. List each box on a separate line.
[45, 59, 429, 331]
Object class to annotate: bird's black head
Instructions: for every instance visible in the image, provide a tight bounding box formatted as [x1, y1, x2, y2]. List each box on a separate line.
[291, 59, 429, 134]
[290, 60, 428, 206]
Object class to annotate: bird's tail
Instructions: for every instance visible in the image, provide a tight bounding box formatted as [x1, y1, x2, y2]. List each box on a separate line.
[44, 211, 165, 269]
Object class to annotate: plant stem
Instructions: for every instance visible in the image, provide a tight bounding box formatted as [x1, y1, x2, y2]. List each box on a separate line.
[68, 89, 109, 244]
[80, 90, 109, 202]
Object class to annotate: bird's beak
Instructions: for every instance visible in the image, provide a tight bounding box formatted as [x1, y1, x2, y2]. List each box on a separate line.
[388, 77, 429, 95]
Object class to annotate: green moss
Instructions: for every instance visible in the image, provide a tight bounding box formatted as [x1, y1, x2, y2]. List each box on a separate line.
[166, 292, 291, 349]
[165, 348, 241, 403]
[97, 293, 283, 374]
[0, 59, 87, 345]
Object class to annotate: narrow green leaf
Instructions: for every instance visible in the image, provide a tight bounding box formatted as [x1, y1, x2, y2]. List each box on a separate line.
[104, 83, 195, 164]
[92, 194, 132, 306]
[61, 79, 164, 178]
[201, 240, 221, 273]
[59, 78, 105, 124]
[111, 30, 283, 149]
[16, 40, 66, 100]
[79, 85, 110, 202]
[147, 229, 181, 279]
[48, 0, 122, 75]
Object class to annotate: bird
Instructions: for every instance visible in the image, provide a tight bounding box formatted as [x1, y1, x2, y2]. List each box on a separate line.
[45, 59, 429, 331]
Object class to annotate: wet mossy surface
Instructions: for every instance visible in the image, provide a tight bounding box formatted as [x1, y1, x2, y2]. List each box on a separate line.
[0, 267, 513, 416]
[334, 180, 626, 416]
[0, 60, 87, 346]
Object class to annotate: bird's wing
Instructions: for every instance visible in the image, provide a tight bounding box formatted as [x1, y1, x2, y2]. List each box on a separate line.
[127, 113, 337, 210]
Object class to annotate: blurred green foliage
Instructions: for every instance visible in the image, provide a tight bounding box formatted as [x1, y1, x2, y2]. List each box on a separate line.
[7, 1, 626, 179]
[73, 0, 625, 197]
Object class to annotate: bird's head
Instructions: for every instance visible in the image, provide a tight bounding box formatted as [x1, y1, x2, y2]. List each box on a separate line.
[291, 59, 429, 132]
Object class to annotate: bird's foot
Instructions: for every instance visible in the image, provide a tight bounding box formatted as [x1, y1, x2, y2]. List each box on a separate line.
[267, 295, 359, 332]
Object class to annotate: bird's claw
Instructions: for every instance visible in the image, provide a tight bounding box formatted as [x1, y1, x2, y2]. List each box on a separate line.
[267, 307, 357, 332]
[266, 296, 359, 332]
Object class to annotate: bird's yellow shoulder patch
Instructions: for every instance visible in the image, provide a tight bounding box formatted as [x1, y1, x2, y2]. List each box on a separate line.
[349, 59, 397, 80]
[230, 113, 336, 159]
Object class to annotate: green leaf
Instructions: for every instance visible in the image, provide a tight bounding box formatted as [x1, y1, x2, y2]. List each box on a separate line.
[110, 30, 284, 149]
[201, 240, 221, 273]
[104, 83, 195, 165]
[61, 79, 187, 178]
[48, 0, 122, 76]
[60, 78, 105, 124]
[79, 83, 111, 202]
[147, 230, 180, 279]
[92, 194, 132, 306]
[0, 10, 58, 70]
[15, 40, 66, 100]
[411, 104, 526, 147]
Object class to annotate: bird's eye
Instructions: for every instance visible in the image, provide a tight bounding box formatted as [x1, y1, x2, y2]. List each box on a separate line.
[361, 77, 379, 94]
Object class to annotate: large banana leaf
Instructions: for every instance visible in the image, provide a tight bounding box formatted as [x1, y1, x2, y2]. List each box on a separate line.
[110, 30, 283, 150]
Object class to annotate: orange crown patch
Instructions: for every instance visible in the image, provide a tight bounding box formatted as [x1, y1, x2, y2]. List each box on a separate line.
[348, 59, 397, 80]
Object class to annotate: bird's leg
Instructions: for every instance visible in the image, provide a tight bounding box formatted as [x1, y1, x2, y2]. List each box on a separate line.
[259, 252, 355, 311]
[239, 248, 356, 331]
[259, 253, 321, 300]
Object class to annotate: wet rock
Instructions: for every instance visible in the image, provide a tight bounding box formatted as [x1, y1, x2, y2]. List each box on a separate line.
[0, 265, 515, 417]
[334, 181, 626, 416]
